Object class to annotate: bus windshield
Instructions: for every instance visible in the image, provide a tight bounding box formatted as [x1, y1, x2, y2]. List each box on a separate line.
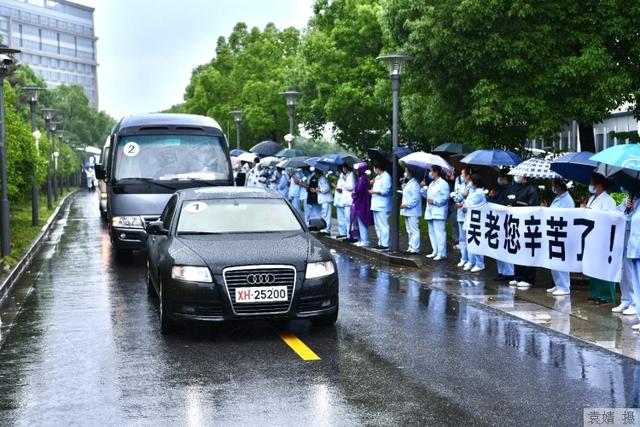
[114, 134, 230, 181]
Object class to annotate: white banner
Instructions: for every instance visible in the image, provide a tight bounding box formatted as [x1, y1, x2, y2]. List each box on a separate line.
[465, 203, 626, 282]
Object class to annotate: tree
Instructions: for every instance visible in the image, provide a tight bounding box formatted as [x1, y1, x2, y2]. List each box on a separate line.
[383, 0, 640, 152]
[296, 0, 391, 154]
[181, 23, 301, 148]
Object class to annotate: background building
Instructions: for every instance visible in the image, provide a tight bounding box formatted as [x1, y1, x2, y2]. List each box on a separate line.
[0, 0, 98, 107]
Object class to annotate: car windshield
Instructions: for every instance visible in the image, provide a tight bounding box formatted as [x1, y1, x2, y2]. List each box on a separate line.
[114, 134, 230, 181]
[177, 198, 303, 234]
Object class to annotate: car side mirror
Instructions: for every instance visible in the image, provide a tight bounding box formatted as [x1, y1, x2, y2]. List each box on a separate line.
[95, 164, 106, 180]
[308, 218, 327, 232]
[146, 220, 168, 236]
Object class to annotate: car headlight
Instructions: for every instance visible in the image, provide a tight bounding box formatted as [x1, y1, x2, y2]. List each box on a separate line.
[305, 261, 335, 279]
[171, 266, 212, 283]
[112, 216, 144, 229]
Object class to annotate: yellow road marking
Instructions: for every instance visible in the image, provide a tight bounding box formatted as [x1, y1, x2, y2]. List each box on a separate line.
[278, 332, 321, 361]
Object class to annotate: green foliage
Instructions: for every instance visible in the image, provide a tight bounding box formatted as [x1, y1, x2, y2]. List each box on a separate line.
[383, 0, 640, 151]
[296, 0, 390, 153]
[294, 137, 338, 157]
[181, 23, 301, 148]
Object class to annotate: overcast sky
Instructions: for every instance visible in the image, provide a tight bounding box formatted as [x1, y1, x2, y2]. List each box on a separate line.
[74, 0, 314, 119]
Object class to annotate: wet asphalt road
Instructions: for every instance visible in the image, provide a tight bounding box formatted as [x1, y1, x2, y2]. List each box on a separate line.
[0, 191, 638, 426]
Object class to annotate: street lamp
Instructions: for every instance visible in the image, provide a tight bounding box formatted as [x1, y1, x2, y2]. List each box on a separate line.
[0, 45, 20, 257]
[50, 121, 62, 200]
[41, 108, 56, 209]
[280, 90, 301, 149]
[230, 110, 243, 150]
[21, 86, 44, 226]
[377, 53, 413, 253]
[56, 128, 64, 192]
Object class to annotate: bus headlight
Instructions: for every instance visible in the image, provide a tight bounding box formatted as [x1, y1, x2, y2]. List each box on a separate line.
[112, 216, 144, 229]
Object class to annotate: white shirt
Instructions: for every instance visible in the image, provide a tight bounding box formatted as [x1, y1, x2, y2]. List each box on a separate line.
[587, 191, 616, 211]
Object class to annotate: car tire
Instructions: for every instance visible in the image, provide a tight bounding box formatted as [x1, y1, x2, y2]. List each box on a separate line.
[311, 304, 339, 327]
[146, 263, 156, 297]
[158, 277, 175, 334]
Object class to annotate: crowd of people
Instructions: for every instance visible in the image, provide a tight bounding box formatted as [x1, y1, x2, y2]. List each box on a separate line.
[235, 156, 640, 331]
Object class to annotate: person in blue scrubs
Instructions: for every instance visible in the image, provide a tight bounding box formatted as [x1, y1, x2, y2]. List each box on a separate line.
[463, 174, 487, 272]
[454, 167, 472, 267]
[613, 190, 640, 314]
[422, 165, 449, 260]
[400, 167, 423, 254]
[369, 163, 392, 250]
[544, 178, 575, 296]
[627, 195, 640, 331]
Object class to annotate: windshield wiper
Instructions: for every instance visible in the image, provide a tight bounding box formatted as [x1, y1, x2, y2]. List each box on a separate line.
[118, 177, 181, 191]
[176, 177, 218, 186]
[178, 231, 220, 236]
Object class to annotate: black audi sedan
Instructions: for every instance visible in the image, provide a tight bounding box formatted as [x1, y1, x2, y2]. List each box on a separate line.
[145, 187, 338, 333]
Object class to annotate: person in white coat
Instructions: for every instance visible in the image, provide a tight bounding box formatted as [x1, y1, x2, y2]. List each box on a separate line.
[369, 163, 392, 250]
[544, 178, 575, 296]
[612, 190, 639, 314]
[626, 199, 640, 331]
[453, 167, 472, 267]
[462, 174, 486, 272]
[400, 167, 423, 254]
[581, 172, 617, 304]
[317, 169, 334, 235]
[421, 165, 449, 260]
[334, 164, 355, 238]
[288, 169, 302, 213]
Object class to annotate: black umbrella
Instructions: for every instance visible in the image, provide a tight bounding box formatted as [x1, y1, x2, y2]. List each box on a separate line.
[595, 163, 640, 194]
[250, 140, 285, 157]
[432, 142, 474, 155]
[367, 148, 392, 171]
[276, 156, 310, 169]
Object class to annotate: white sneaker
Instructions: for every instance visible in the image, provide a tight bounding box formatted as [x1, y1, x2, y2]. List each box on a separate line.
[457, 260, 466, 267]
[632, 323, 640, 331]
[516, 281, 531, 288]
[552, 289, 570, 296]
[546, 287, 557, 294]
[463, 262, 473, 271]
[354, 242, 368, 248]
[612, 303, 628, 313]
[433, 256, 447, 261]
[426, 252, 436, 258]
[623, 306, 637, 316]
[470, 266, 485, 273]
[508, 280, 518, 287]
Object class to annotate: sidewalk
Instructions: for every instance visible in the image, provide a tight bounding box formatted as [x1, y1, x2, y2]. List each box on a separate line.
[319, 223, 640, 361]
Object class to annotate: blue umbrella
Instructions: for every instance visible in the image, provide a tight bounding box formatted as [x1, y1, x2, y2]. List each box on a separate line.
[394, 146, 413, 159]
[590, 144, 640, 172]
[317, 152, 360, 167]
[229, 149, 246, 157]
[461, 149, 522, 167]
[549, 151, 597, 185]
[305, 157, 334, 172]
[276, 148, 306, 158]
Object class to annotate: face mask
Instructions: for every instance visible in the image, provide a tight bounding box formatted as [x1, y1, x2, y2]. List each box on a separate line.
[403, 173, 409, 180]
[309, 167, 315, 172]
[551, 187, 558, 195]
[496, 178, 503, 186]
[514, 176, 522, 184]
[588, 185, 596, 194]
[428, 172, 434, 180]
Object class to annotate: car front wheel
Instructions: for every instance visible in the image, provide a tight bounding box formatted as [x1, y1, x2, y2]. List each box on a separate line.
[158, 277, 175, 334]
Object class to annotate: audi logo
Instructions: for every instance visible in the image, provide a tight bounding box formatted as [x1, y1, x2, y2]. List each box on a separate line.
[246, 273, 276, 285]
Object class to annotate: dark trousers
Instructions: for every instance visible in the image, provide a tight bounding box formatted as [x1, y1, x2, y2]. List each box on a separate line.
[515, 265, 536, 285]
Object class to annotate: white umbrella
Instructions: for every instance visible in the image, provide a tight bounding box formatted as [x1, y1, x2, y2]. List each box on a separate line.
[236, 152, 259, 163]
[260, 156, 280, 167]
[508, 158, 560, 179]
[400, 151, 453, 172]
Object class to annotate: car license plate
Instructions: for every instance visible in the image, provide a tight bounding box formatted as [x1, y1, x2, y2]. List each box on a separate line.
[235, 286, 288, 303]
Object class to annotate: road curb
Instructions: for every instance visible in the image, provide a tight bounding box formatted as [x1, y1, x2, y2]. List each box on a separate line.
[0, 190, 79, 304]
[318, 234, 425, 268]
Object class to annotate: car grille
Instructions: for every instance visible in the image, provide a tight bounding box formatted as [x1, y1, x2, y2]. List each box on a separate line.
[223, 265, 296, 315]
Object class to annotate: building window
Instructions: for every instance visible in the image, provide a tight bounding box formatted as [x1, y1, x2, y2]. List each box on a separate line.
[596, 133, 605, 152]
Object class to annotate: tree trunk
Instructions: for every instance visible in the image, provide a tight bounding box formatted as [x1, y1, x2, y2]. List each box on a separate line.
[578, 122, 596, 152]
